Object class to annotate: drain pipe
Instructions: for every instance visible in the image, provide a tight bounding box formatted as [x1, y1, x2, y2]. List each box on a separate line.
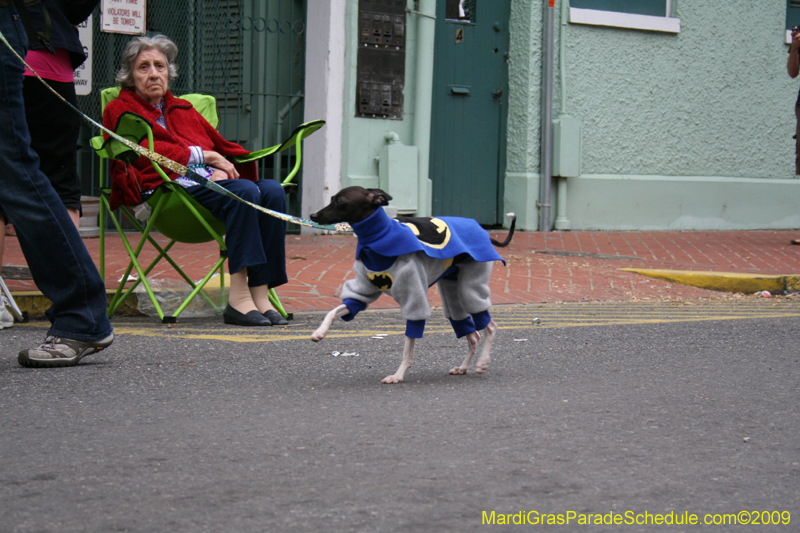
[411, 0, 436, 216]
[560, 0, 568, 115]
[538, 0, 555, 232]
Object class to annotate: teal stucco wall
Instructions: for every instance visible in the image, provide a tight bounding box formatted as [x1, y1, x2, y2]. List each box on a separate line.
[505, 0, 800, 230]
[340, 2, 420, 195]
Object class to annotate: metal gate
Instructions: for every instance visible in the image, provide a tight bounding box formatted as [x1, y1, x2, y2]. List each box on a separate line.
[78, 0, 307, 220]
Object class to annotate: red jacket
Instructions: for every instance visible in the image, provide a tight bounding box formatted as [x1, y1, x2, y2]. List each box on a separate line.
[102, 88, 257, 210]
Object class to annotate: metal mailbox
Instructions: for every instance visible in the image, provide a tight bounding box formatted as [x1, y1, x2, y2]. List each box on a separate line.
[356, 0, 406, 119]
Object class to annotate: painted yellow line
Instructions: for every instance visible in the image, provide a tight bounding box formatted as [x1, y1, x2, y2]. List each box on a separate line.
[13, 301, 794, 344]
[107, 326, 408, 343]
[104, 311, 800, 343]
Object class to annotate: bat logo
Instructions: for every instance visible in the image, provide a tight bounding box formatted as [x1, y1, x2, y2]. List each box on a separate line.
[397, 217, 451, 249]
[368, 272, 394, 291]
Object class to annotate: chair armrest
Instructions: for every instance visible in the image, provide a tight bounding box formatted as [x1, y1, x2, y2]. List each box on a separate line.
[231, 119, 325, 163]
[94, 111, 153, 164]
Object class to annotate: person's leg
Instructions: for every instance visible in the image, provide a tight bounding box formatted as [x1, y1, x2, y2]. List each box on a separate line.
[67, 208, 80, 229]
[0, 213, 5, 268]
[795, 106, 800, 176]
[246, 179, 288, 290]
[187, 180, 274, 325]
[0, 8, 112, 346]
[23, 77, 82, 231]
[0, 212, 8, 329]
[187, 179, 269, 274]
[793, 106, 800, 244]
[242, 180, 288, 322]
[228, 267, 258, 314]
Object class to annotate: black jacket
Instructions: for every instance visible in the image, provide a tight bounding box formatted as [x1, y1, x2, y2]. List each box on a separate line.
[25, 0, 99, 69]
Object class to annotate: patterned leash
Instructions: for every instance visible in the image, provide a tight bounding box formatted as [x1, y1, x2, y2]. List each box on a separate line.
[0, 28, 348, 233]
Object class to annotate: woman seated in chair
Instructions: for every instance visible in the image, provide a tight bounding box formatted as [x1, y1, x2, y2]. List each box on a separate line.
[104, 34, 287, 327]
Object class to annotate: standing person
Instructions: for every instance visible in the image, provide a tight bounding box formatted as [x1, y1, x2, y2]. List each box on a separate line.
[788, 26, 800, 244]
[0, 0, 97, 309]
[0, 1, 114, 366]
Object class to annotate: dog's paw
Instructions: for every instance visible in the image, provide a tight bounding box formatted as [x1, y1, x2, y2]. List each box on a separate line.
[474, 356, 490, 374]
[381, 374, 404, 384]
[310, 330, 325, 342]
[448, 366, 468, 375]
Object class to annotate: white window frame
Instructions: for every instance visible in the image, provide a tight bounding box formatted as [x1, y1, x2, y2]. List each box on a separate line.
[569, 0, 680, 34]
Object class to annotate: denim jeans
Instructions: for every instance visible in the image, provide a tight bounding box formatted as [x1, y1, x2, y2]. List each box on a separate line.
[0, 6, 112, 342]
[187, 178, 288, 288]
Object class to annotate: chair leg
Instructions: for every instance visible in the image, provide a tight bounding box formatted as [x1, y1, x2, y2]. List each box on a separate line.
[104, 206, 167, 321]
[268, 288, 290, 320]
[171, 256, 226, 319]
[0, 275, 24, 322]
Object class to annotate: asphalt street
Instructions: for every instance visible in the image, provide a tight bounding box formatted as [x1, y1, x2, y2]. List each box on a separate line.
[0, 299, 798, 532]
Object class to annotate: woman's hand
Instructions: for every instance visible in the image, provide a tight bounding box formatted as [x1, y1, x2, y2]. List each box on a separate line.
[208, 169, 231, 182]
[203, 150, 240, 180]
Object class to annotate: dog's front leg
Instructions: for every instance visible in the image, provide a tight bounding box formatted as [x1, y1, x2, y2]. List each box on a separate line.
[474, 320, 497, 374]
[449, 331, 481, 375]
[381, 336, 415, 384]
[311, 304, 349, 342]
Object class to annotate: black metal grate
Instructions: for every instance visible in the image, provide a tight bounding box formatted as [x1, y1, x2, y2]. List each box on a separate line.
[78, 0, 307, 220]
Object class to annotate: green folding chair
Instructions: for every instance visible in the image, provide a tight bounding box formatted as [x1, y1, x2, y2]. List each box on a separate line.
[92, 87, 324, 324]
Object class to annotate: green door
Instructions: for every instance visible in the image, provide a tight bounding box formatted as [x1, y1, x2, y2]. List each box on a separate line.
[430, 0, 510, 224]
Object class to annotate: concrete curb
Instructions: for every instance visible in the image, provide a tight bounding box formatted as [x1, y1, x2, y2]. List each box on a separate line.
[620, 269, 800, 295]
[9, 287, 228, 319]
[10, 290, 141, 319]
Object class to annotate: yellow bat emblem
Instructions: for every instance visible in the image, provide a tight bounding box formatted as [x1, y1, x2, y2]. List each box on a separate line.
[368, 272, 394, 291]
[399, 217, 451, 250]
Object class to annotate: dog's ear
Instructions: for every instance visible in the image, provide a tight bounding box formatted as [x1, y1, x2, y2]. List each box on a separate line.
[367, 188, 392, 206]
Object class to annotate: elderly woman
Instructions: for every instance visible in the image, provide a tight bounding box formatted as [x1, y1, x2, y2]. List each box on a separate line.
[103, 35, 287, 327]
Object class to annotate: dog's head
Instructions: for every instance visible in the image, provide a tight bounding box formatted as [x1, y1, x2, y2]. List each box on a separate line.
[310, 186, 392, 225]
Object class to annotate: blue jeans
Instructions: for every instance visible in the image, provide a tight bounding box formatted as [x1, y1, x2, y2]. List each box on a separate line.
[0, 6, 112, 342]
[187, 178, 288, 288]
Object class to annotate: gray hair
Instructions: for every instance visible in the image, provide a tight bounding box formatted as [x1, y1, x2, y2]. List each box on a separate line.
[115, 34, 179, 88]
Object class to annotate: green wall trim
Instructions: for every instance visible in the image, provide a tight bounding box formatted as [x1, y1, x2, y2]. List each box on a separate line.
[504, 171, 541, 230]
[563, 174, 800, 230]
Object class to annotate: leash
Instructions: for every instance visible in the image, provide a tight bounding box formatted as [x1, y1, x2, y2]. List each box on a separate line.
[0, 28, 348, 233]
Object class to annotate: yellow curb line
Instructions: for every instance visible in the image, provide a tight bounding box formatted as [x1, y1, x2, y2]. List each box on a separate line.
[620, 268, 800, 294]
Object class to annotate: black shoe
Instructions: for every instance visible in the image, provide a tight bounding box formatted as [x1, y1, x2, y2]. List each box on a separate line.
[223, 305, 273, 326]
[263, 309, 289, 326]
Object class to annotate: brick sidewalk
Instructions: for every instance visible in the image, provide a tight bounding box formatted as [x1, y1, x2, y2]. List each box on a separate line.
[4, 229, 800, 313]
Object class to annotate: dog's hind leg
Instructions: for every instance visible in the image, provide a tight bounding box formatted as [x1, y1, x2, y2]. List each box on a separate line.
[474, 319, 497, 374]
[449, 330, 481, 375]
[382, 336, 415, 384]
[438, 276, 479, 375]
[311, 304, 349, 342]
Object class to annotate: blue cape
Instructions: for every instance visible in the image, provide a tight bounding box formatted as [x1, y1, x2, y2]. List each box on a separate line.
[351, 208, 505, 265]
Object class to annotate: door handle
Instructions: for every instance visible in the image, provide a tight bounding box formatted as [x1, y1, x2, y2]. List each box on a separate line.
[493, 90, 503, 99]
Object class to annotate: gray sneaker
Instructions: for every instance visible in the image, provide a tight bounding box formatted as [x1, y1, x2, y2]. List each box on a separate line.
[18, 334, 114, 368]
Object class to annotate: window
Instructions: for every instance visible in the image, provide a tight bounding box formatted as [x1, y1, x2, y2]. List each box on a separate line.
[569, 0, 680, 33]
[446, 0, 475, 23]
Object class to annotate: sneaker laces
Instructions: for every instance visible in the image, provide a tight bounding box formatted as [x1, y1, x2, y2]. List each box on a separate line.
[37, 335, 60, 350]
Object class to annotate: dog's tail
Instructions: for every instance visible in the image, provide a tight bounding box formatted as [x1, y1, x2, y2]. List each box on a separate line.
[490, 213, 516, 247]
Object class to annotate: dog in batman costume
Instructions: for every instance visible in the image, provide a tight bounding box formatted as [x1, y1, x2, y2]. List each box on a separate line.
[309, 187, 515, 384]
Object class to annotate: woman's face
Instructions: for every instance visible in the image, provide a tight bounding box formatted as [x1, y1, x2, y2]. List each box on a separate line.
[132, 48, 169, 106]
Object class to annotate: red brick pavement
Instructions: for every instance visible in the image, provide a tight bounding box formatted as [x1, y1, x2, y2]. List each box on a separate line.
[4, 229, 800, 312]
